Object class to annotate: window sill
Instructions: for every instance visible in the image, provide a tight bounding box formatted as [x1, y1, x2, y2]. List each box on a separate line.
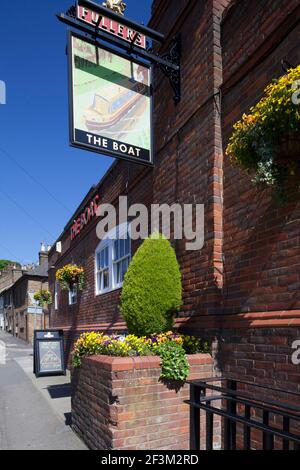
[95, 285, 122, 297]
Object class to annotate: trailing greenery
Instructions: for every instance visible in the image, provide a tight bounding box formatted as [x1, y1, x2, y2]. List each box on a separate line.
[120, 233, 182, 336]
[56, 264, 85, 291]
[33, 289, 52, 307]
[0, 260, 21, 271]
[72, 331, 210, 381]
[226, 65, 300, 197]
[156, 341, 190, 382]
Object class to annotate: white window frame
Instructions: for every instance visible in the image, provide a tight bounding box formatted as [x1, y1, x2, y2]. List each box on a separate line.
[68, 284, 78, 305]
[96, 240, 111, 295]
[95, 223, 131, 296]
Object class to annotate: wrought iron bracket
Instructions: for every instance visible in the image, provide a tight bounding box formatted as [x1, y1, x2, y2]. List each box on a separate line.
[66, 5, 76, 18]
[158, 35, 181, 104]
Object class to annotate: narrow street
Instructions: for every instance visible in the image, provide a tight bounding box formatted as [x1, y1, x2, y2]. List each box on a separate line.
[0, 330, 86, 450]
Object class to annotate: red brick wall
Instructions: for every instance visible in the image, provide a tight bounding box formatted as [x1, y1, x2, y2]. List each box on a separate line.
[220, 325, 300, 450]
[71, 354, 217, 450]
[148, 0, 231, 319]
[221, 0, 300, 315]
[219, 326, 300, 392]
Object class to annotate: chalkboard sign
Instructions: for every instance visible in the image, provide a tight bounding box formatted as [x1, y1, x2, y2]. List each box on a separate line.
[34, 330, 66, 377]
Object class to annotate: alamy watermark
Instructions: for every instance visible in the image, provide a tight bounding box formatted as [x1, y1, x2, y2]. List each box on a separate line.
[96, 196, 205, 251]
[291, 340, 300, 365]
[0, 80, 6, 105]
[292, 80, 300, 105]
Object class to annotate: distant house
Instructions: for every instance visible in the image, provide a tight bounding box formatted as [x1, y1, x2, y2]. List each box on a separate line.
[0, 245, 50, 343]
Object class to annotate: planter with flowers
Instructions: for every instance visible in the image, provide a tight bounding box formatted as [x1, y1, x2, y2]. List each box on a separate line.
[72, 233, 210, 381]
[56, 264, 85, 291]
[33, 289, 52, 308]
[226, 65, 300, 200]
[71, 233, 214, 450]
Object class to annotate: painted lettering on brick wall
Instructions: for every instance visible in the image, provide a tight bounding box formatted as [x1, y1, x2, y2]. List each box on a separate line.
[71, 195, 100, 241]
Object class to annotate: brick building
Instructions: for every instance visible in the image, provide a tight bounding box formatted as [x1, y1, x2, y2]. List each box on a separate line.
[49, 0, 300, 400]
[0, 263, 22, 331]
[0, 247, 50, 343]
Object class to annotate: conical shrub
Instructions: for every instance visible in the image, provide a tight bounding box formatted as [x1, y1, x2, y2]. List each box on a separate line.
[120, 233, 182, 336]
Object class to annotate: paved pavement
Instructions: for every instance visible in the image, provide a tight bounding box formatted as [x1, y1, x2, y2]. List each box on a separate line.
[0, 330, 87, 450]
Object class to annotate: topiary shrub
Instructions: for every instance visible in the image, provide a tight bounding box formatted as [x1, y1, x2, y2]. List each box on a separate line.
[120, 232, 182, 336]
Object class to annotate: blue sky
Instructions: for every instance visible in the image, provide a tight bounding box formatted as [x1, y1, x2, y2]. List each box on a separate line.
[0, 0, 151, 265]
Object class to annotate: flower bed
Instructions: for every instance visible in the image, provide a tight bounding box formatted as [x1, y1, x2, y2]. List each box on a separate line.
[72, 331, 210, 381]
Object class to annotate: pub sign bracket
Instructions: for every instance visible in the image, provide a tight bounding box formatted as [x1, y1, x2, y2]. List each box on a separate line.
[58, 0, 181, 104]
[153, 35, 181, 105]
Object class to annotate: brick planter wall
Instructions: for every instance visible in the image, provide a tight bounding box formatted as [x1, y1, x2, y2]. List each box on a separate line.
[71, 354, 217, 450]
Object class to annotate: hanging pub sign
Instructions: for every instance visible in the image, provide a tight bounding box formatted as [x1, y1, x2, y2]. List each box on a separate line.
[58, 0, 180, 166]
[69, 32, 153, 165]
[34, 330, 66, 378]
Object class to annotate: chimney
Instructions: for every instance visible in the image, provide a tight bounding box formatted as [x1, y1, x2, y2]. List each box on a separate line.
[39, 242, 49, 266]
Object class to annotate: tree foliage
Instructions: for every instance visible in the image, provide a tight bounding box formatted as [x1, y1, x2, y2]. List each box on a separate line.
[0, 260, 21, 271]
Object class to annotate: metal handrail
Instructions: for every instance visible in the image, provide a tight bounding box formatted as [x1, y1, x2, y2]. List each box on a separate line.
[187, 377, 300, 450]
[188, 379, 300, 414]
[189, 376, 300, 398]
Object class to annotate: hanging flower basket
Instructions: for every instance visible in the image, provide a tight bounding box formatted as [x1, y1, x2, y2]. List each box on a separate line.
[33, 289, 52, 307]
[56, 264, 85, 291]
[226, 65, 300, 198]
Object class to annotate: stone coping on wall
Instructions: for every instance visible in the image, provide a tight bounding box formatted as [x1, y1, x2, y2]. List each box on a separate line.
[81, 353, 213, 372]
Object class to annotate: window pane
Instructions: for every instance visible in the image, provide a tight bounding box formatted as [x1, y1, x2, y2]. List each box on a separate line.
[122, 260, 126, 281]
[115, 256, 130, 285]
[98, 247, 109, 269]
[69, 286, 77, 305]
[103, 269, 109, 289]
[117, 262, 121, 284]
[122, 258, 128, 279]
[114, 240, 119, 261]
[120, 239, 125, 258]
[125, 236, 130, 255]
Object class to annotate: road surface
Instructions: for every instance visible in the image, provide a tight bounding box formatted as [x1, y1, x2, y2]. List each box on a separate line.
[0, 330, 86, 450]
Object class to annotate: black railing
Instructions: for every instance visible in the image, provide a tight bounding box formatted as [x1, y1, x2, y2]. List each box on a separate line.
[186, 377, 300, 450]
